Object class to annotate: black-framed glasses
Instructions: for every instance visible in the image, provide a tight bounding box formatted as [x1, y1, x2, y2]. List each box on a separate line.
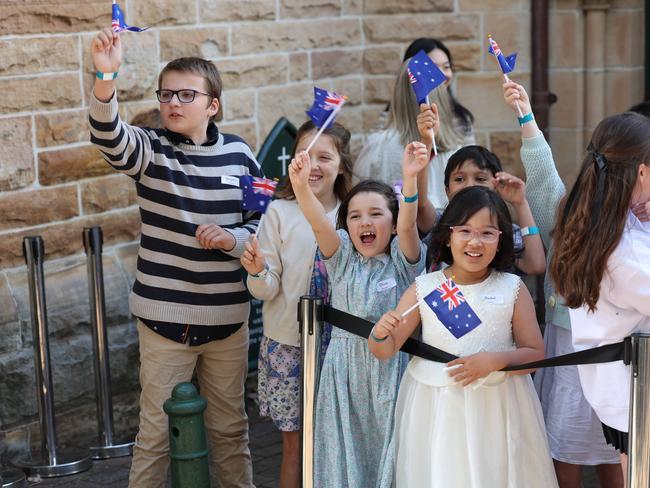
[156, 89, 212, 104]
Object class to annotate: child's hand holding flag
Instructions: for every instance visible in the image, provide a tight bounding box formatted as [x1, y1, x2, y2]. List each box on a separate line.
[240, 175, 278, 238]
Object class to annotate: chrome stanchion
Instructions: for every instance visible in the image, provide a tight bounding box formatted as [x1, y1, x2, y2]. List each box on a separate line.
[299, 296, 323, 488]
[0, 467, 27, 488]
[12, 236, 92, 477]
[627, 333, 650, 487]
[83, 227, 134, 459]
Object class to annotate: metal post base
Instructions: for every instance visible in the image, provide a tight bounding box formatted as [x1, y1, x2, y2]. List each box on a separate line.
[90, 440, 134, 460]
[1, 467, 27, 488]
[12, 447, 92, 478]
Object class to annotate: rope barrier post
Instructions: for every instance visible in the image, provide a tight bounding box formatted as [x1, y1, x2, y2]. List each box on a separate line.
[83, 227, 134, 459]
[299, 296, 323, 488]
[0, 467, 27, 488]
[627, 333, 650, 487]
[12, 236, 92, 478]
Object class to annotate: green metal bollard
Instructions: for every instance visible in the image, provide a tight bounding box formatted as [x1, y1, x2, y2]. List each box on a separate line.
[163, 382, 210, 488]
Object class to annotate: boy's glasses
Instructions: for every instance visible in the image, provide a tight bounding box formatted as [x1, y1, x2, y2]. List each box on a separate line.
[156, 89, 212, 104]
[450, 225, 502, 244]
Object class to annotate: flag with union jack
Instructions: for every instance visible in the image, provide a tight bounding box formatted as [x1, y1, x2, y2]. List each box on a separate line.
[407, 50, 448, 104]
[487, 35, 517, 75]
[112, 2, 149, 32]
[423, 278, 482, 339]
[240, 175, 278, 213]
[305, 87, 346, 129]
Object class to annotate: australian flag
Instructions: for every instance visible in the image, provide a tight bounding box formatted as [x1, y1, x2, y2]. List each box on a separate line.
[407, 50, 448, 104]
[241, 175, 278, 213]
[423, 278, 482, 339]
[487, 35, 517, 75]
[112, 2, 149, 32]
[306, 87, 346, 129]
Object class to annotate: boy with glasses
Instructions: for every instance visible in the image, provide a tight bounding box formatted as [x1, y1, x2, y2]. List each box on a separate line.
[89, 27, 258, 488]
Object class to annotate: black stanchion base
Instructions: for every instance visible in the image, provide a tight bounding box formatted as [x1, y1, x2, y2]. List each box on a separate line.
[90, 440, 134, 460]
[1, 467, 27, 488]
[12, 447, 92, 478]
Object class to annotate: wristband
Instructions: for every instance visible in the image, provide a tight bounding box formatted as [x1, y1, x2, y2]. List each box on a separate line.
[401, 191, 418, 203]
[370, 327, 388, 343]
[517, 112, 534, 126]
[96, 71, 118, 81]
[520, 226, 539, 237]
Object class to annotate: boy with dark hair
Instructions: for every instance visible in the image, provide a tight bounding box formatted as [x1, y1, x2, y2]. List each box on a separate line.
[90, 28, 257, 487]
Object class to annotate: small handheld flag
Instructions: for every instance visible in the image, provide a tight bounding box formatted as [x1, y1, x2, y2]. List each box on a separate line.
[112, 1, 149, 33]
[241, 175, 278, 214]
[487, 35, 522, 117]
[487, 35, 517, 75]
[423, 278, 482, 339]
[304, 87, 346, 152]
[407, 50, 448, 105]
[407, 50, 446, 155]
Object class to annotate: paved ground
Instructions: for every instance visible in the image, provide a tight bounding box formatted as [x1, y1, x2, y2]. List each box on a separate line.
[23, 408, 282, 488]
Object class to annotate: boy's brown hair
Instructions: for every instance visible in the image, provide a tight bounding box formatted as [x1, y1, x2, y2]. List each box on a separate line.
[158, 57, 223, 120]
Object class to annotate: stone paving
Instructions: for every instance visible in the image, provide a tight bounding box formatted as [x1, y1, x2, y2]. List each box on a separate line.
[23, 407, 282, 488]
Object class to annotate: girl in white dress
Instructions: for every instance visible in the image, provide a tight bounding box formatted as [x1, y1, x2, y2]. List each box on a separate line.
[369, 185, 558, 488]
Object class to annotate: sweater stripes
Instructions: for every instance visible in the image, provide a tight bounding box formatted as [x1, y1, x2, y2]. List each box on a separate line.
[89, 94, 262, 326]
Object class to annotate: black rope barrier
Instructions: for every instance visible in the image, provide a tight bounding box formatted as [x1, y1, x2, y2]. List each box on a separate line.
[323, 305, 630, 371]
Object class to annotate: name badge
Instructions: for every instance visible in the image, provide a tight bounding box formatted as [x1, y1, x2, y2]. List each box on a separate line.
[377, 277, 397, 292]
[221, 175, 240, 187]
[483, 294, 504, 305]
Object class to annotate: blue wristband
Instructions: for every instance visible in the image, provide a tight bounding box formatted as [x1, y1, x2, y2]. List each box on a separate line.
[520, 226, 539, 237]
[402, 192, 418, 203]
[518, 112, 534, 126]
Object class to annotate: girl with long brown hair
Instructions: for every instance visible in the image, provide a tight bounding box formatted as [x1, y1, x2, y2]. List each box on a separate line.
[549, 112, 650, 480]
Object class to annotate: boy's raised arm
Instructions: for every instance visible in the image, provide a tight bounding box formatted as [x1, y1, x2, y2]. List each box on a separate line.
[89, 28, 153, 181]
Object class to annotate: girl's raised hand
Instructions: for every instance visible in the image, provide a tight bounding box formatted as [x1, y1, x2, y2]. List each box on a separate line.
[402, 141, 430, 178]
[502, 81, 532, 116]
[494, 171, 526, 206]
[417, 103, 440, 146]
[288, 150, 312, 191]
[446, 352, 504, 387]
[240, 236, 266, 275]
[91, 27, 122, 73]
[372, 311, 403, 341]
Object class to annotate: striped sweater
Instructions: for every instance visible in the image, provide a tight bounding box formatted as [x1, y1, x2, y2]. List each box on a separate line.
[89, 93, 262, 326]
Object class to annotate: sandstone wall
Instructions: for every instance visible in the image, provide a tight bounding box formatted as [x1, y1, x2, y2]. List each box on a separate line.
[0, 0, 645, 460]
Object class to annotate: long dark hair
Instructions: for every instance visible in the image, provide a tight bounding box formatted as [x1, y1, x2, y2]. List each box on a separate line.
[550, 112, 650, 311]
[336, 179, 399, 234]
[275, 120, 353, 202]
[426, 186, 513, 271]
[403, 38, 474, 131]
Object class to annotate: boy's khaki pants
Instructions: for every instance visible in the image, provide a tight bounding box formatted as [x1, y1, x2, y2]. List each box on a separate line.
[128, 320, 254, 488]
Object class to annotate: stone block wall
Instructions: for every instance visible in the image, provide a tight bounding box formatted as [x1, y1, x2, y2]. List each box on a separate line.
[0, 0, 645, 460]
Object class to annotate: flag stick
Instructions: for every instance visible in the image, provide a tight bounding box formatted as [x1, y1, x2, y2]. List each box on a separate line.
[255, 213, 265, 239]
[304, 101, 346, 153]
[401, 300, 421, 318]
[425, 95, 438, 156]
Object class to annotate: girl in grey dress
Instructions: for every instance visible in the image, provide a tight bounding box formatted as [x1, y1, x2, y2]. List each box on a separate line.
[289, 143, 427, 487]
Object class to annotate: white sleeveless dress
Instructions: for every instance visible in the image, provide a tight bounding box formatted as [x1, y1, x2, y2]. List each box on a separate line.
[394, 270, 558, 488]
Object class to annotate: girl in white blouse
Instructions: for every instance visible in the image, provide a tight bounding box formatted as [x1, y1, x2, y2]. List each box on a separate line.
[549, 112, 650, 482]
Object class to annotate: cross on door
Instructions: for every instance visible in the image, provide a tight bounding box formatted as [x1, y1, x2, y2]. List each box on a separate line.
[277, 146, 291, 176]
